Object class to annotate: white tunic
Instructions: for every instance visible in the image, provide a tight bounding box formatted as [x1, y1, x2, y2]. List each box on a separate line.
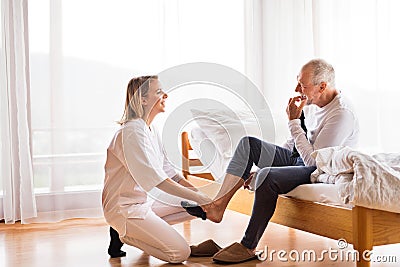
[102, 119, 177, 235]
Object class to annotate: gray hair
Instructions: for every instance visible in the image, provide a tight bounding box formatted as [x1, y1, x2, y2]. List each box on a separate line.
[302, 59, 335, 88]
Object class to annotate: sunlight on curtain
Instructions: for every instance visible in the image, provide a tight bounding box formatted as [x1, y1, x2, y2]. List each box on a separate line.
[0, 0, 37, 223]
[27, 0, 245, 221]
[250, 0, 315, 145]
[311, 0, 400, 153]
[251, 0, 400, 153]
[0, 0, 4, 197]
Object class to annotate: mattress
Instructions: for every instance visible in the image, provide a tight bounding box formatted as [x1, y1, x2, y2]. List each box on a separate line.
[284, 183, 349, 208]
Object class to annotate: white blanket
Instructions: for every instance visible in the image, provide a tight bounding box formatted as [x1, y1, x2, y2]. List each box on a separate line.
[311, 146, 400, 213]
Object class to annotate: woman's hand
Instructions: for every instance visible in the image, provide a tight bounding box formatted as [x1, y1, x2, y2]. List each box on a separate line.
[196, 191, 213, 206]
[156, 178, 211, 205]
[178, 177, 199, 192]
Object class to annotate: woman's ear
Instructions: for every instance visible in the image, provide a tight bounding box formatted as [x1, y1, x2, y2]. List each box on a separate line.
[142, 97, 147, 105]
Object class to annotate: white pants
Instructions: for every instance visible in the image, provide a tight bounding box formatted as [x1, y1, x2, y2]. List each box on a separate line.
[121, 201, 194, 263]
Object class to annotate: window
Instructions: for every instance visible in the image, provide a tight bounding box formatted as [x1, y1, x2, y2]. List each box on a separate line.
[28, 0, 245, 193]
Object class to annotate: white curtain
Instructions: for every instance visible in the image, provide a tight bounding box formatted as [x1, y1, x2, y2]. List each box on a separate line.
[245, 0, 400, 153]
[0, 0, 37, 223]
[244, 0, 315, 144]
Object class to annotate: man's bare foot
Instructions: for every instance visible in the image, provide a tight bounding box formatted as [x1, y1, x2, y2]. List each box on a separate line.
[201, 198, 226, 223]
[201, 177, 245, 223]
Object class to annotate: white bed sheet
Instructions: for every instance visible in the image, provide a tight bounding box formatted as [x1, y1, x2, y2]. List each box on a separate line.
[284, 183, 350, 208]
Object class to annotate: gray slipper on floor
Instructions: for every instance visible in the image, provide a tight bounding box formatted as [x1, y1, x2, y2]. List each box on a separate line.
[190, 239, 222, 257]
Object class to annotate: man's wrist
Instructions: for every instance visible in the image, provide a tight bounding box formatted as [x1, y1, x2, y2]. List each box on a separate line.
[288, 118, 301, 125]
[288, 119, 303, 138]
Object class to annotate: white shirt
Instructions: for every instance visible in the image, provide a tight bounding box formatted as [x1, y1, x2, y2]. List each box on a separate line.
[285, 93, 359, 166]
[102, 119, 177, 231]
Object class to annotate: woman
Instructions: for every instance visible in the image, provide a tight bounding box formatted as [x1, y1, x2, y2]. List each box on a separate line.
[102, 76, 212, 263]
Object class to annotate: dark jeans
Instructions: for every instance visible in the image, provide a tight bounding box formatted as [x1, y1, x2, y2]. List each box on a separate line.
[226, 136, 316, 249]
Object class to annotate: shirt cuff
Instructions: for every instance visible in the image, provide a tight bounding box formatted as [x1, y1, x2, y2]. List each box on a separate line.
[288, 119, 303, 137]
[171, 173, 184, 183]
[288, 118, 301, 128]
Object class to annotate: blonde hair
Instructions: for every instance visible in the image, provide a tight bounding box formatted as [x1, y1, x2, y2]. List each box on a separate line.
[119, 75, 158, 124]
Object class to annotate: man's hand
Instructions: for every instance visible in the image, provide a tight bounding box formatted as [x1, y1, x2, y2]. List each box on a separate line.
[286, 95, 306, 120]
[244, 172, 256, 190]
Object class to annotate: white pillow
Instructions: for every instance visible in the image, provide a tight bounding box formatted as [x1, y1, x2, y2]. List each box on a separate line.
[189, 127, 228, 181]
[189, 108, 265, 181]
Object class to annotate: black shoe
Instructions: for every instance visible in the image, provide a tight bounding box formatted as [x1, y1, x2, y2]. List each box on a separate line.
[181, 201, 207, 220]
[108, 249, 127, 258]
[108, 227, 126, 258]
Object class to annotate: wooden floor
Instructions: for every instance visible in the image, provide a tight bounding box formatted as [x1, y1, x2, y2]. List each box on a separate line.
[1, 210, 399, 267]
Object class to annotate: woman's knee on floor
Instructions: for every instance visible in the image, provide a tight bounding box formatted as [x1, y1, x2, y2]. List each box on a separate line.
[164, 242, 191, 263]
[121, 233, 190, 264]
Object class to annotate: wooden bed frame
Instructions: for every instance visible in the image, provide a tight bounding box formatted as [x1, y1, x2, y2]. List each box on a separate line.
[181, 131, 400, 267]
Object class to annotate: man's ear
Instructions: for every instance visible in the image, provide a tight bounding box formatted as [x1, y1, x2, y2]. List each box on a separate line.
[319, 82, 327, 92]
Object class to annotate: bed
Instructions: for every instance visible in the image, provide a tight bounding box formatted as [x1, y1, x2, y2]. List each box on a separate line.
[181, 130, 400, 267]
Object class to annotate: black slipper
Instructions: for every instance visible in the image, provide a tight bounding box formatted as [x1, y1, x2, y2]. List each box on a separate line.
[181, 201, 207, 220]
[108, 249, 127, 258]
